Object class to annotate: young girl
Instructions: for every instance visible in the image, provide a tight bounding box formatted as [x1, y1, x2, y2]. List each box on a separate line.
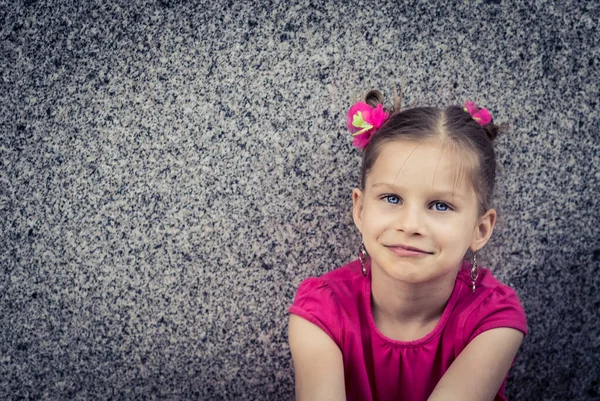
[288, 90, 527, 401]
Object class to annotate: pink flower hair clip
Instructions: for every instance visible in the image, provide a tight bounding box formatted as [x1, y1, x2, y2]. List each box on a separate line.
[347, 102, 389, 149]
[464, 101, 492, 126]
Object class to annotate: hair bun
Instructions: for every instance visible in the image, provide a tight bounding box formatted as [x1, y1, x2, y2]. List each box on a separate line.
[482, 122, 500, 141]
[364, 90, 385, 108]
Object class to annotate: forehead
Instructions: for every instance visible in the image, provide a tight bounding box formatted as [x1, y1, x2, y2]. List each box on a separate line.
[369, 139, 476, 195]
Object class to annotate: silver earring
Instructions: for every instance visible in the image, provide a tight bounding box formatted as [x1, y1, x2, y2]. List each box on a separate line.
[471, 250, 479, 294]
[359, 244, 368, 277]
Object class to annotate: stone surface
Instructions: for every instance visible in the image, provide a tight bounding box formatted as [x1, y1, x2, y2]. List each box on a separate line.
[1, 0, 598, 400]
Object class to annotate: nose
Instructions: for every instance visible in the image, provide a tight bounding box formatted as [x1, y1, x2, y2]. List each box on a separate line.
[394, 203, 424, 235]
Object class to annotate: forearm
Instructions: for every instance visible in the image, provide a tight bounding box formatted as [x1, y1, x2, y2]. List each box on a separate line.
[427, 328, 524, 401]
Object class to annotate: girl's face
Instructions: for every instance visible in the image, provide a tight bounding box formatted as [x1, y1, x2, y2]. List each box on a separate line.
[352, 139, 496, 285]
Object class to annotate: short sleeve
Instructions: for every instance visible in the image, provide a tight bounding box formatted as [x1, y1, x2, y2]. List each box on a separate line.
[289, 278, 343, 347]
[464, 284, 528, 343]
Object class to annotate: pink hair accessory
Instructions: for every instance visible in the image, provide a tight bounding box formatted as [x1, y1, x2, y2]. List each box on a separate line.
[464, 101, 492, 126]
[347, 102, 389, 149]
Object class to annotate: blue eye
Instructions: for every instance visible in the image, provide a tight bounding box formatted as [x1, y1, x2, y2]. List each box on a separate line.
[384, 195, 401, 205]
[433, 202, 450, 211]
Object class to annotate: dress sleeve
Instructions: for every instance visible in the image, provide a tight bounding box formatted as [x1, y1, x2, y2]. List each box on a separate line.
[464, 284, 528, 343]
[289, 278, 343, 347]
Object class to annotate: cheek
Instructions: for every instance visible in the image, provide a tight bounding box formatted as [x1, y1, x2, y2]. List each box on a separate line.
[362, 201, 390, 231]
[429, 215, 472, 241]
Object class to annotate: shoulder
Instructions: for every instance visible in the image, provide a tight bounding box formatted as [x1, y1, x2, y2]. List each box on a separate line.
[289, 260, 365, 346]
[292, 259, 365, 303]
[454, 263, 528, 343]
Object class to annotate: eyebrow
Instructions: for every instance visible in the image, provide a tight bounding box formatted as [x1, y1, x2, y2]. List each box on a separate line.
[370, 182, 466, 200]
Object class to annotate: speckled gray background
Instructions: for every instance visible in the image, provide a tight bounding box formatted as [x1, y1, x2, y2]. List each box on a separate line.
[1, 0, 599, 400]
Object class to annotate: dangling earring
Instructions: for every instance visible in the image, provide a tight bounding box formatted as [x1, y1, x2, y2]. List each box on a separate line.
[359, 243, 368, 277]
[471, 250, 479, 294]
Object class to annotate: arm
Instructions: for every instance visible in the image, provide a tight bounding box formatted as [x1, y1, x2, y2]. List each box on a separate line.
[288, 314, 346, 401]
[428, 327, 525, 401]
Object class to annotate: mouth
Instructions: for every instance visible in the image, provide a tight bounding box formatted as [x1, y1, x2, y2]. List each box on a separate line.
[385, 244, 433, 257]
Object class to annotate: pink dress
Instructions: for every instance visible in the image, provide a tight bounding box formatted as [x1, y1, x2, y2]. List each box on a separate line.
[289, 260, 528, 401]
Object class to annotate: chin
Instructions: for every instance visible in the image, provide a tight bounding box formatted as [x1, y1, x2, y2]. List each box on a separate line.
[376, 259, 427, 280]
[376, 259, 458, 284]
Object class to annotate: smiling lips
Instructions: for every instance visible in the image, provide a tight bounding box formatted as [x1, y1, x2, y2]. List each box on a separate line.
[386, 244, 433, 257]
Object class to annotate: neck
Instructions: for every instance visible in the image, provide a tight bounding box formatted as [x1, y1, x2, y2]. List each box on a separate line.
[370, 264, 458, 326]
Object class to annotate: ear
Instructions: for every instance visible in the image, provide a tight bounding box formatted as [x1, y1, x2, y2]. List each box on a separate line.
[470, 208, 497, 252]
[352, 188, 364, 234]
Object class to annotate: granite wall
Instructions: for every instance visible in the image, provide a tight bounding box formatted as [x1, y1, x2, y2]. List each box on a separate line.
[1, 0, 599, 400]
